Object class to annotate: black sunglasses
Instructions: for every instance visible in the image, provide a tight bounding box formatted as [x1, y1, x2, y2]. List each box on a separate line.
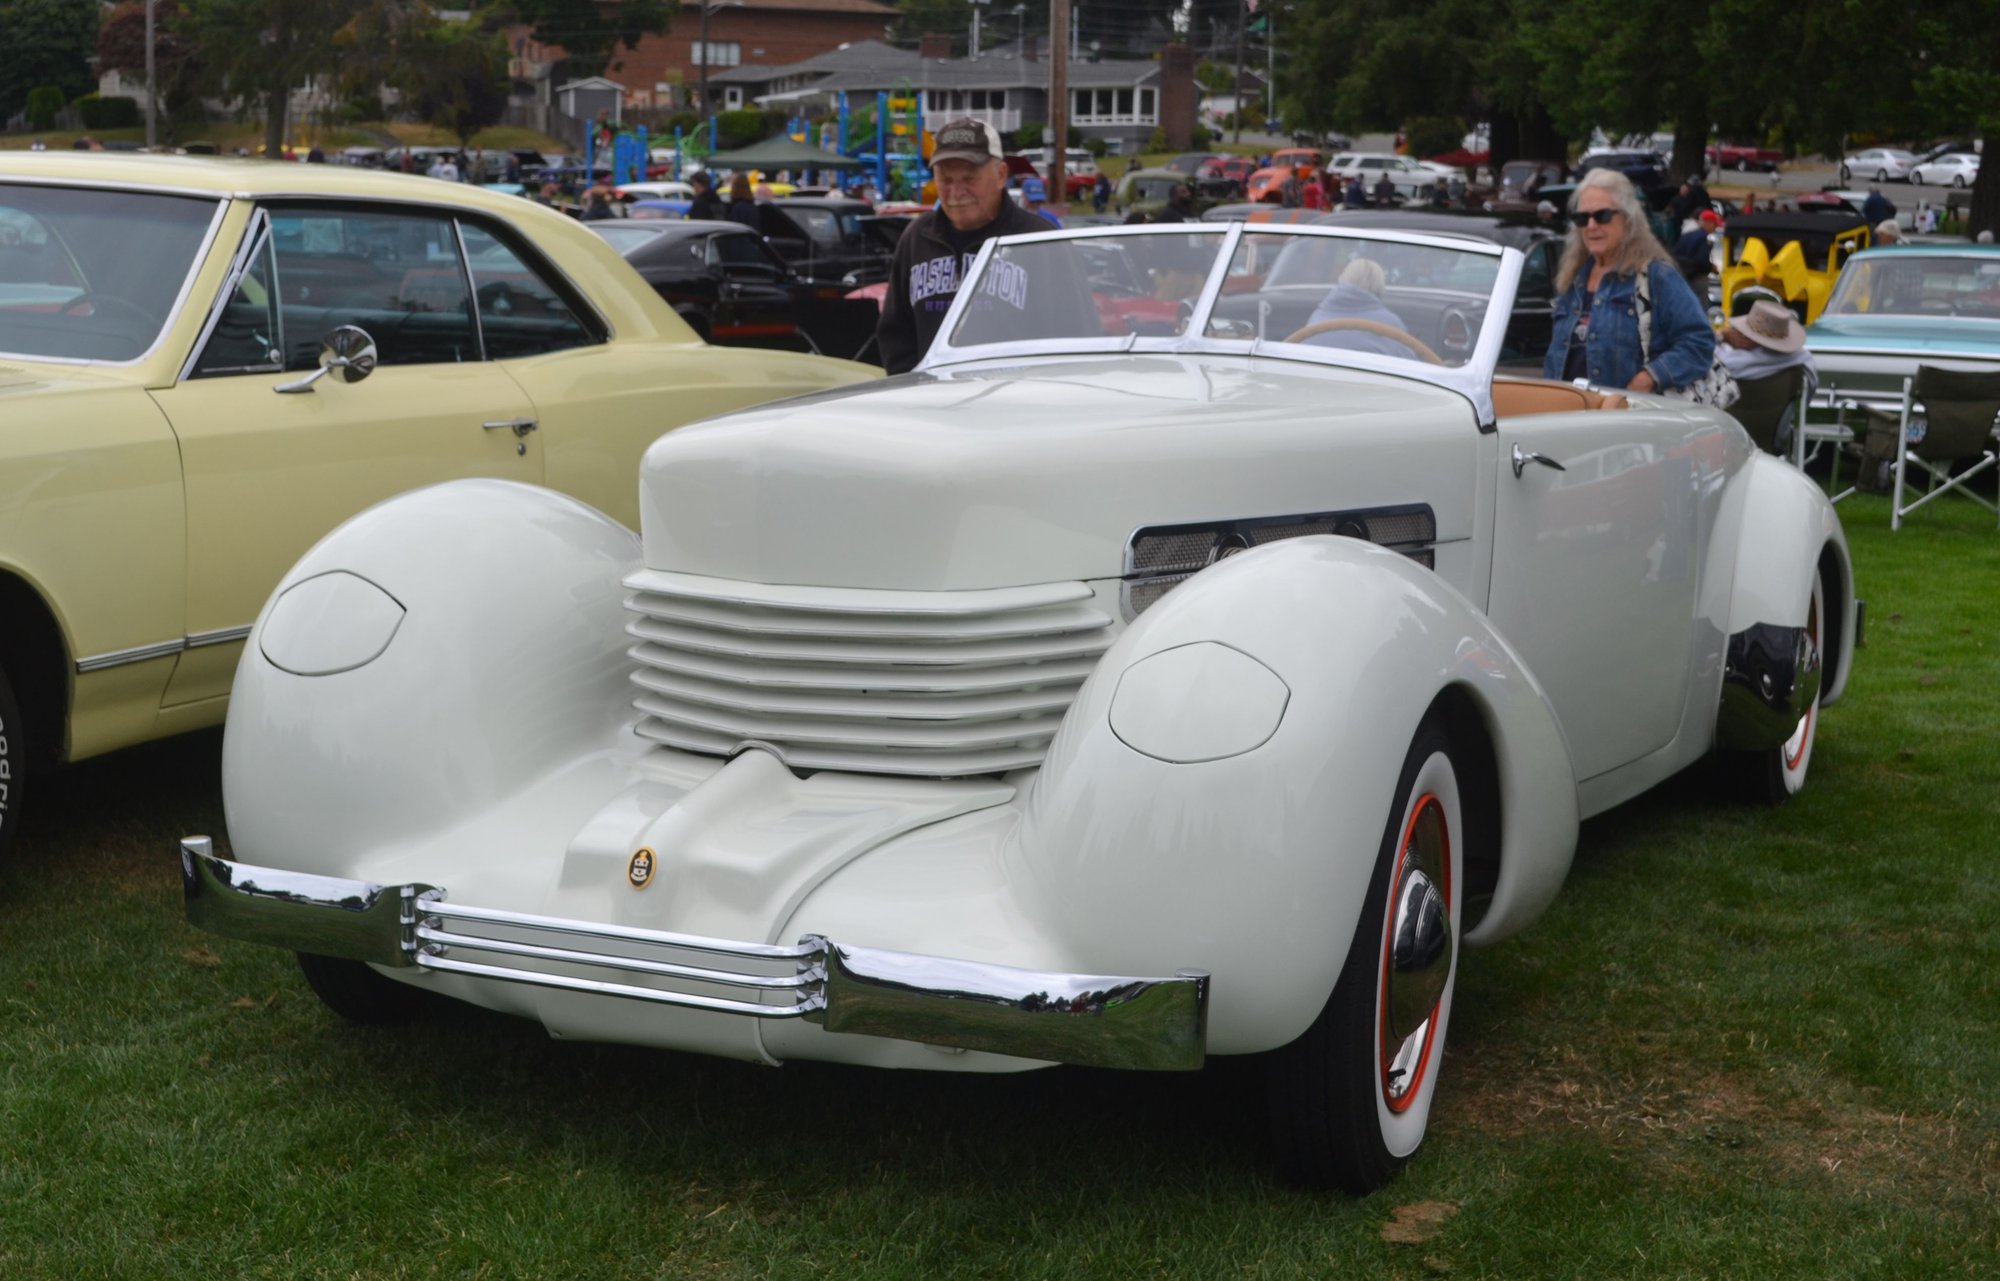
[1575, 208, 1622, 226]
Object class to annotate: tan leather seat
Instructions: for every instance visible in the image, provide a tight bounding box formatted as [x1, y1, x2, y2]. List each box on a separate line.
[1492, 377, 1631, 418]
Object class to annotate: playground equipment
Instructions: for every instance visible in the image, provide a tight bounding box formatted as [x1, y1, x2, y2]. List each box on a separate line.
[584, 124, 655, 185]
[838, 89, 928, 196]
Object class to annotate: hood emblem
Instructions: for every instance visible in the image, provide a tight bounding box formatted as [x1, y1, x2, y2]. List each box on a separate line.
[628, 847, 656, 889]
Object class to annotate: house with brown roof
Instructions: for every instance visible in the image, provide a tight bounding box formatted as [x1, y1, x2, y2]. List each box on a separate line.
[711, 36, 1198, 155]
[601, 0, 901, 111]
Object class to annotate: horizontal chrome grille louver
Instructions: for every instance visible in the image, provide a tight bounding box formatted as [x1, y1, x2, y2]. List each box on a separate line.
[624, 570, 1119, 777]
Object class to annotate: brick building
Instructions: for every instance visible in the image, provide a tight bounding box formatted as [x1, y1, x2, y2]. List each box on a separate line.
[590, 0, 900, 111]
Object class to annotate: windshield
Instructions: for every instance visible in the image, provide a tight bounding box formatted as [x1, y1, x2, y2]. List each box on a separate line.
[1208, 231, 1502, 366]
[1821, 253, 2000, 320]
[589, 224, 670, 254]
[0, 183, 221, 361]
[939, 225, 1510, 372]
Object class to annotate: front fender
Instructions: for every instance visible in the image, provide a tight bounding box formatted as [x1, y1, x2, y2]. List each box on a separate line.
[1714, 453, 1856, 723]
[221, 479, 641, 877]
[1011, 537, 1578, 1055]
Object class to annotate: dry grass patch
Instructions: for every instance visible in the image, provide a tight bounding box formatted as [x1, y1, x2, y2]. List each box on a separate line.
[1444, 1039, 1996, 1201]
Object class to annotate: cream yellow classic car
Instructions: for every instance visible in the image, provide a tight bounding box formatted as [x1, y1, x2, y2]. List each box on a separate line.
[0, 153, 876, 857]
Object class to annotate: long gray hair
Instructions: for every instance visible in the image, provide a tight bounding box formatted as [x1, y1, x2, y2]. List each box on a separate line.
[1553, 168, 1673, 292]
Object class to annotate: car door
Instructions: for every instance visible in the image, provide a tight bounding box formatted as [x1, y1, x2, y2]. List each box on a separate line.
[706, 229, 802, 347]
[149, 202, 542, 708]
[1485, 405, 1725, 782]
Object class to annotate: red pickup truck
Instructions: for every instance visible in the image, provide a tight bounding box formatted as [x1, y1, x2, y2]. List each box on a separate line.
[1707, 143, 1784, 173]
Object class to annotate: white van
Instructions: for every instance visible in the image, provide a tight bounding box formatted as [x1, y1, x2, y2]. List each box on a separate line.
[1037, 146, 1099, 178]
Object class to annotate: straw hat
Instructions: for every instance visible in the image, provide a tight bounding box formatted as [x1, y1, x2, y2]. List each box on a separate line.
[1729, 299, 1806, 354]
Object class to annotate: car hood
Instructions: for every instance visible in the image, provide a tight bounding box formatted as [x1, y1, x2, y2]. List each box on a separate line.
[638, 354, 1479, 590]
[0, 359, 132, 401]
[1808, 315, 2000, 357]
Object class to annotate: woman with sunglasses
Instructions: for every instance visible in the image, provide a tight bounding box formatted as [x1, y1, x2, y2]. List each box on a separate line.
[1543, 168, 1715, 394]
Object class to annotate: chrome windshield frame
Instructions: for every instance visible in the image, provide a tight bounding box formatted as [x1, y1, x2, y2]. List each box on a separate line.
[917, 221, 1522, 428]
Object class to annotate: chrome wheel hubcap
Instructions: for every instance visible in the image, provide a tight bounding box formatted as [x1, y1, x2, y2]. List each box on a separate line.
[1383, 799, 1453, 1103]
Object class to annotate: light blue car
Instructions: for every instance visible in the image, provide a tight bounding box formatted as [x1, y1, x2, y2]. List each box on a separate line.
[1808, 243, 2000, 412]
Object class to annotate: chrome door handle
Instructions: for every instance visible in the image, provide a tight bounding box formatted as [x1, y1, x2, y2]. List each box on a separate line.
[483, 419, 538, 456]
[1511, 443, 1567, 478]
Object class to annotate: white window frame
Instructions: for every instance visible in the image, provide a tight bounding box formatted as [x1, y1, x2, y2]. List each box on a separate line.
[690, 40, 741, 67]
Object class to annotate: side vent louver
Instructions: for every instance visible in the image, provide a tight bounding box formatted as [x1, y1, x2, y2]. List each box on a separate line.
[1122, 505, 1437, 617]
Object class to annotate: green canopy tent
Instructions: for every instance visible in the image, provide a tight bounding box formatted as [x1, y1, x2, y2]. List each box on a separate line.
[702, 137, 870, 170]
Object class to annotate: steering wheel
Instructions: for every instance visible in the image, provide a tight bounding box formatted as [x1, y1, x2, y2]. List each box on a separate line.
[1283, 317, 1444, 364]
[58, 293, 159, 328]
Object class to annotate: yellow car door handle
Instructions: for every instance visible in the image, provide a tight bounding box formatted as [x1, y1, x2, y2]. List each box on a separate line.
[482, 419, 538, 438]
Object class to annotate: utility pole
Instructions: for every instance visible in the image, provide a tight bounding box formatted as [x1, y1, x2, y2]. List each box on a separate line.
[697, 0, 713, 119]
[1050, 0, 1069, 205]
[1232, 0, 1245, 144]
[144, 0, 156, 148]
[970, 0, 983, 58]
[1266, 5, 1275, 126]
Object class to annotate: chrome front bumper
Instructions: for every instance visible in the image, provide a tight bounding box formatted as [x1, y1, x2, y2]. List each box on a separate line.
[179, 837, 1209, 1072]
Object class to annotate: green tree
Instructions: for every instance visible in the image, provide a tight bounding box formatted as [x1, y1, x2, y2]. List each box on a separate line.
[0, 0, 99, 123]
[889, 0, 970, 50]
[1903, 0, 2000, 237]
[401, 12, 510, 143]
[503, 0, 671, 78]
[179, 0, 364, 157]
[24, 86, 65, 131]
[98, 0, 205, 140]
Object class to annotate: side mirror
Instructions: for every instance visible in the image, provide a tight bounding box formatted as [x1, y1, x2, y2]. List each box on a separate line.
[275, 325, 378, 394]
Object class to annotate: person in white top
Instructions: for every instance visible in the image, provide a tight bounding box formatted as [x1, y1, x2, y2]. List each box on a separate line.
[1717, 299, 1816, 390]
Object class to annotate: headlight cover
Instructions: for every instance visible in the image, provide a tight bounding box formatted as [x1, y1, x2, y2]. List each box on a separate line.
[1109, 641, 1290, 764]
[258, 570, 405, 676]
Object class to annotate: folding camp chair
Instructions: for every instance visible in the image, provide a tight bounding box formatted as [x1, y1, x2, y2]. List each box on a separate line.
[1858, 365, 2000, 530]
[1795, 390, 1859, 498]
[1728, 366, 1808, 456]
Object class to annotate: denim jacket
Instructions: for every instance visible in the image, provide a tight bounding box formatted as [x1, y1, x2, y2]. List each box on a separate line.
[1542, 259, 1716, 392]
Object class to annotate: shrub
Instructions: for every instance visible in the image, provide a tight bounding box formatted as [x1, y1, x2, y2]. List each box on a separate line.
[76, 94, 142, 129]
[25, 86, 65, 132]
[714, 108, 770, 150]
[1402, 114, 1463, 160]
[338, 91, 384, 124]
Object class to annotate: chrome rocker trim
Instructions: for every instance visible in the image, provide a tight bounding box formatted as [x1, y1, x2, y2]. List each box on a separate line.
[1716, 622, 1823, 751]
[179, 838, 1209, 1072]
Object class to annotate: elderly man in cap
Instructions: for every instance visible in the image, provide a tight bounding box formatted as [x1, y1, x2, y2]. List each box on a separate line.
[876, 117, 1055, 374]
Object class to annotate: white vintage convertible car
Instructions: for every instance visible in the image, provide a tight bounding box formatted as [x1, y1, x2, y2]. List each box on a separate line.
[182, 223, 1857, 1191]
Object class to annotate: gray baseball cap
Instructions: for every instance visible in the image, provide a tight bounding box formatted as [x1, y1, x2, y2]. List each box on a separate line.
[930, 118, 1004, 166]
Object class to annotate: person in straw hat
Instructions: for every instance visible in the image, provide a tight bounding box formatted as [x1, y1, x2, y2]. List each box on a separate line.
[1716, 298, 1818, 397]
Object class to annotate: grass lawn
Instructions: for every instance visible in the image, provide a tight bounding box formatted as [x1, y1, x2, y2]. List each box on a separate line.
[2, 489, 1996, 1279]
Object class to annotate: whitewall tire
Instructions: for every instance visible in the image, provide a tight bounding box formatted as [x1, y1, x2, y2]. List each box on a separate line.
[1264, 715, 1464, 1192]
[1732, 569, 1825, 805]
